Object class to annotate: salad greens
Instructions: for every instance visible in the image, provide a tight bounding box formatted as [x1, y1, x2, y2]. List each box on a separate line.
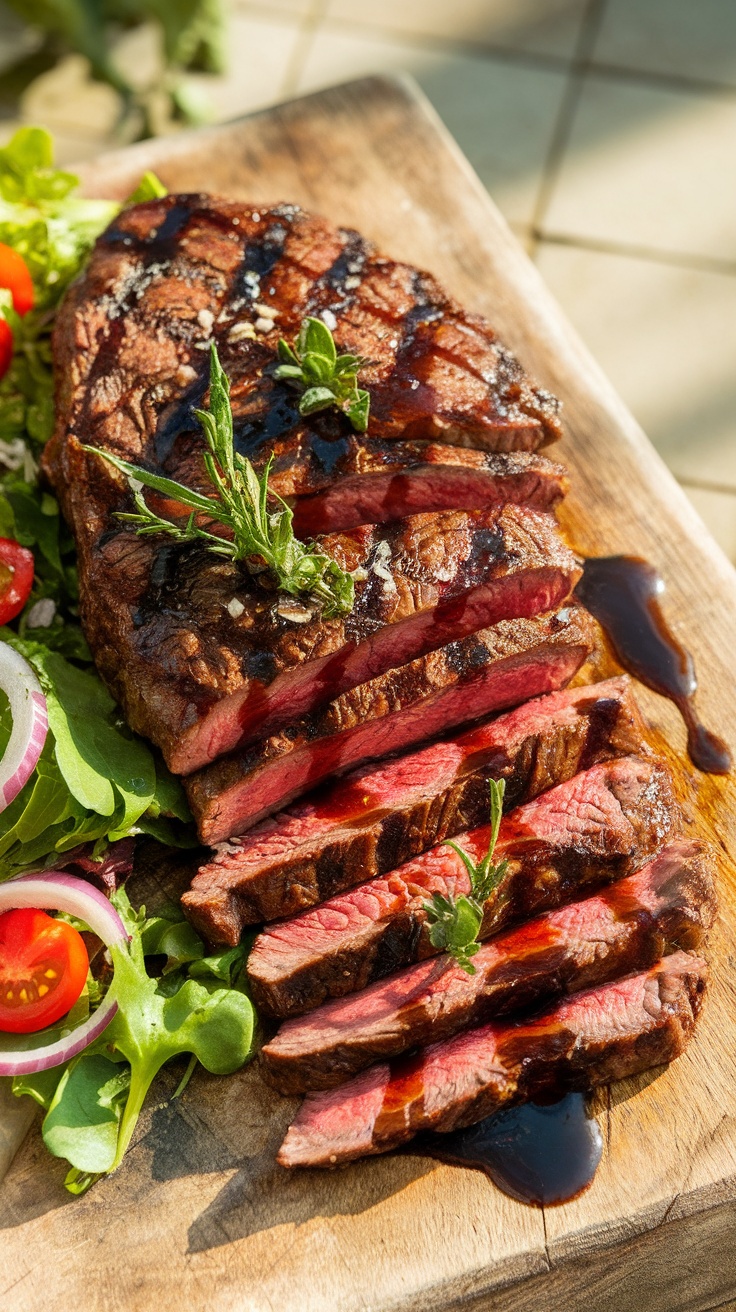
[88, 341, 357, 617]
[0, 127, 119, 453]
[0, 126, 256, 1196]
[10, 888, 254, 1195]
[0, 127, 192, 879]
[423, 779, 510, 973]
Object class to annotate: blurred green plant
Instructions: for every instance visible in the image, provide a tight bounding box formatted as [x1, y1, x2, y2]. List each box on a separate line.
[0, 0, 226, 137]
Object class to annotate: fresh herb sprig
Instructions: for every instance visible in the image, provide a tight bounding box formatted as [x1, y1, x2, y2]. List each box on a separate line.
[84, 343, 355, 618]
[424, 778, 510, 974]
[275, 316, 371, 433]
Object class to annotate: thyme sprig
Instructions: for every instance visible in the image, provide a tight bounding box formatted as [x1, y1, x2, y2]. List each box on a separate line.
[274, 316, 371, 433]
[84, 342, 355, 618]
[423, 778, 510, 974]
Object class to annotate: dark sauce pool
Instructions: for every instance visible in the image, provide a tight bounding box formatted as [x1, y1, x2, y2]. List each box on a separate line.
[575, 555, 731, 774]
[419, 1094, 602, 1206]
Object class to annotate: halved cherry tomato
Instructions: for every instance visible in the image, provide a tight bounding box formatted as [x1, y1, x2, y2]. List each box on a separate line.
[0, 907, 90, 1033]
[0, 318, 12, 381]
[0, 243, 34, 316]
[0, 537, 34, 624]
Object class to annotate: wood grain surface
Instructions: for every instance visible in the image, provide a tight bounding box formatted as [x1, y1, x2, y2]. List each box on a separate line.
[2, 75, 736, 1312]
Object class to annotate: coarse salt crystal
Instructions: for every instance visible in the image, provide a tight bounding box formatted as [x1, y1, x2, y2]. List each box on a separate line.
[227, 598, 245, 619]
[320, 309, 338, 331]
[252, 211, 260, 222]
[197, 308, 215, 333]
[344, 276, 361, 290]
[255, 317, 274, 333]
[228, 321, 257, 342]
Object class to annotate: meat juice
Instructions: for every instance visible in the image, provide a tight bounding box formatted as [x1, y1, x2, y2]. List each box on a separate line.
[420, 1093, 603, 1206]
[576, 555, 731, 774]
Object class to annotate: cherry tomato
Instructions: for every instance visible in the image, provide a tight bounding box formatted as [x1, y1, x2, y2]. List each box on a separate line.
[0, 907, 89, 1034]
[0, 537, 34, 624]
[0, 243, 34, 316]
[0, 318, 12, 381]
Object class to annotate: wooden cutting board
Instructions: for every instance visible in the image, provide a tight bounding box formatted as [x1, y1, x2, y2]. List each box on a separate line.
[3, 75, 736, 1312]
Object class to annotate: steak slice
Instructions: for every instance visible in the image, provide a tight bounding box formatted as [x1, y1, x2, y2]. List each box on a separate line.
[184, 606, 595, 851]
[261, 840, 716, 1093]
[183, 676, 645, 939]
[289, 446, 568, 536]
[277, 951, 707, 1168]
[247, 756, 678, 1018]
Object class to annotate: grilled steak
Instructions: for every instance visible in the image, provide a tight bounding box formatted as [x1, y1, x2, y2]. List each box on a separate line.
[289, 446, 567, 535]
[76, 503, 579, 777]
[277, 951, 707, 1168]
[43, 196, 565, 782]
[185, 606, 595, 850]
[46, 197, 563, 499]
[262, 840, 715, 1093]
[183, 676, 645, 939]
[247, 756, 678, 1018]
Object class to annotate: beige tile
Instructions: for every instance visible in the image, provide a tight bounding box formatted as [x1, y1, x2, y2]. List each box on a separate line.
[232, 0, 313, 16]
[543, 76, 736, 262]
[180, 10, 303, 121]
[297, 27, 569, 226]
[682, 485, 736, 563]
[325, 0, 588, 60]
[593, 0, 736, 87]
[534, 242, 736, 488]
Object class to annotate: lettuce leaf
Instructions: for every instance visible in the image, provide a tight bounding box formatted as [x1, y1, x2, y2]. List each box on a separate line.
[16, 889, 254, 1195]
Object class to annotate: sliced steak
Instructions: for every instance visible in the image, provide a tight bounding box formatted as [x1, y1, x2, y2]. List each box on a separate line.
[247, 756, 678, 1018]
[262, 840, 716, 1093]
[43, 196, 565, 784]
[277, 951, 707, 1168]
[183, 676, 645, 938]
[289, 446, 568, 536]
[184, 606, 595, 851]
[116, 503, 580, 775]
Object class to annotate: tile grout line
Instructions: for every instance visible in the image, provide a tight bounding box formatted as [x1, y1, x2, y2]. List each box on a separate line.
[278, 0, 329, 101]
[236, 1, 736, 101]
[676, 476, 736, 500]
[536, 229, 736, 278]
[527, 0, 608, 260]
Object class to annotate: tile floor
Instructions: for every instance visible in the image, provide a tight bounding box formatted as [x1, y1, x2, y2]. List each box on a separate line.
[1, 0, 735, 559]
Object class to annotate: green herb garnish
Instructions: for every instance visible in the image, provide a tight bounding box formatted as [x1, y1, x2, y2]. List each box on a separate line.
[274, 316, 371, 433]
[84, 342, 355, 618]
[423, 778, 510, 974]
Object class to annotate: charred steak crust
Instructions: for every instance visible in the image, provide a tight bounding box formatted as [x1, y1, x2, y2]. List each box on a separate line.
[45, 196, 563, 502]
[183, 676, 646, 936]
[260, 839, 716, 1093]
[183, 606, 596, 852]
[246, 755, 680, 1019]
[276, 951, 708, 1168]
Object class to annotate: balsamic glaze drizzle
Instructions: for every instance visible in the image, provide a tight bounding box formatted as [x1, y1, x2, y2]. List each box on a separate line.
[422, 1094, 602, 1206]
[576, 555, 731, 774]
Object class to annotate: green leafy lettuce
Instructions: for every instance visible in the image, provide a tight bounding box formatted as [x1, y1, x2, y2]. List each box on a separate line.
[10, 889, 255, 1194]
[0, 637, 192, 881]
[0, 127, 119, 450]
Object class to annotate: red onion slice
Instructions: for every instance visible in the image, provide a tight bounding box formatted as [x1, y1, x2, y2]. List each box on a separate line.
[0, 643, 48, 812]
[0, 872, 128, 1076]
